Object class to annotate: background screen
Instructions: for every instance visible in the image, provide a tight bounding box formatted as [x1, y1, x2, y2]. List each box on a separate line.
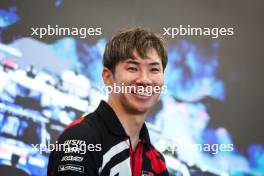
[0, 0, 263, 175]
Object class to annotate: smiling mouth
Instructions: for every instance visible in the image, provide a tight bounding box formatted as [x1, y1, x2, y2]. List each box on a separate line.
[132, 91, 152, 97]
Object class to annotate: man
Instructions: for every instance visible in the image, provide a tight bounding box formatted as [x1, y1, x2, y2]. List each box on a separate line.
[48, 27, 169, 176]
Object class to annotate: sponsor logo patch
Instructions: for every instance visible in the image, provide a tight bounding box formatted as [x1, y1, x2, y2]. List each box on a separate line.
[58, 164, 84, 173]
[61, 155, 83, 162]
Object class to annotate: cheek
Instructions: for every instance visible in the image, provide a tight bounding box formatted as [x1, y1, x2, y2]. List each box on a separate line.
[152, 75, 164, 86]
[113, 74, 126, 85]
[151, 76, 164, 95]
[114, 71, 135, 84]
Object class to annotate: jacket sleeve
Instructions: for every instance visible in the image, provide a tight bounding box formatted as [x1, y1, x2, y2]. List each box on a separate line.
[47, 123, 102, 176]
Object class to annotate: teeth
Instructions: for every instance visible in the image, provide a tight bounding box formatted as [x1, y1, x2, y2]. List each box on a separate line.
[135, 91, 152, 97]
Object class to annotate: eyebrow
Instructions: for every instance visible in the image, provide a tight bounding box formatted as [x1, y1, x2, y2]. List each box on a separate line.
[125, 59, 161, 67]
[149, 62, 161, 67]
[125, 60, 140, 65]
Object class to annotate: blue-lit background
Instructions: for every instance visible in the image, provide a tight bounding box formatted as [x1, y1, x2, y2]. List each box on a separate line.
[0, 1, 264, 176]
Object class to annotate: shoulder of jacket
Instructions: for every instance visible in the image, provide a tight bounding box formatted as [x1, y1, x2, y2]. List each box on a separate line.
[58, 112, 101, 142]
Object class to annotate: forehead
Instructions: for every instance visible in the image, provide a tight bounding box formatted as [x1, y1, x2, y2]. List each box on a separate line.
[126, 48, 162, 64]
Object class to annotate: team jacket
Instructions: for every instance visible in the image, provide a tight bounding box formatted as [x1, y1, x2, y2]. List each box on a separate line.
[47, 100, 169, 176]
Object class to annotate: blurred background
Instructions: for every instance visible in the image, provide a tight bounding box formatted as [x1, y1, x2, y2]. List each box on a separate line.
[0, 0, 263, 175]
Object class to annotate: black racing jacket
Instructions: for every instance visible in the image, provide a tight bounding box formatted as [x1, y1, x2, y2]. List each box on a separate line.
[47, 100, 169, 176]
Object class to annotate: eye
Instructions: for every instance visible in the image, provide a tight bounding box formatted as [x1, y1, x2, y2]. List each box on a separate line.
[127, 67, 138, 72]
[150, 68, 160, 73]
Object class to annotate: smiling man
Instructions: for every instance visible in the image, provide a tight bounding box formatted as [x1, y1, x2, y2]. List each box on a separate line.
[48, 27, 169, 176]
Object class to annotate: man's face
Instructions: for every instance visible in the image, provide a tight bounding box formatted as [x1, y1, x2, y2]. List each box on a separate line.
[107, 48, 164, 114]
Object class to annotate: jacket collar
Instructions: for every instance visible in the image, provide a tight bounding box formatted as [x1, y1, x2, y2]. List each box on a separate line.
[95, 100, 150, 144]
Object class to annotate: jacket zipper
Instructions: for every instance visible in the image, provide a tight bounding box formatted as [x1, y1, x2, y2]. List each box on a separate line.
[129, 138, 140, 176]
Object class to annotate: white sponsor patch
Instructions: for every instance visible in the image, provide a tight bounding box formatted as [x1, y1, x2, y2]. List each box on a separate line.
[61, 155, 83, 162]
[64, 146, 86, 154]
[64, 140, 86, 145]
[58, 164, 84, 173]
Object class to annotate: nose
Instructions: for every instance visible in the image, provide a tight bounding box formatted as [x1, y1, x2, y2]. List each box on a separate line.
[135, 70, 152, 86]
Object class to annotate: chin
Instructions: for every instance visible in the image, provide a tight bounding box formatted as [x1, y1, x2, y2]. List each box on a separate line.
[133, 105, 150, 114]
[126, 97, 155, 114]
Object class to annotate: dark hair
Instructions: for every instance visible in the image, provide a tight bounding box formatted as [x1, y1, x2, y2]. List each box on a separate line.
[103, 27, 168, 73]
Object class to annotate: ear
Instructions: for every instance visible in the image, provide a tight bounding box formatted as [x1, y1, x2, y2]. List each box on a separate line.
[102, 67, 114, 86]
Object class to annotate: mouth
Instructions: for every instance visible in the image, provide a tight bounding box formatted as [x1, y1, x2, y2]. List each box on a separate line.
[133, 91, 152, 97]
[131, 87, 153, 99]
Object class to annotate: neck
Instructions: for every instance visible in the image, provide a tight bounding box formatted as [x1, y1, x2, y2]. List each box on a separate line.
[108, 97, 147, 151]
